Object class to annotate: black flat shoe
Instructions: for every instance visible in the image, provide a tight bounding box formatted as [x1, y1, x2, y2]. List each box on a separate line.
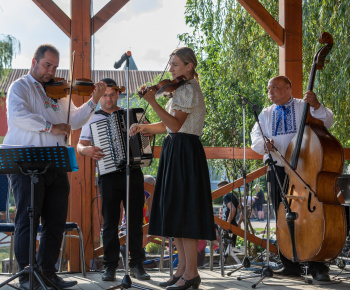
[274, 267, 301, 277]
[159, 275, 181, 287]
[47, 274, 77, 289]
[166, 276, 201, 290]
[102, 265, 117, 281]
[313, 271, 330, 282]
[130, 264, 151, 280]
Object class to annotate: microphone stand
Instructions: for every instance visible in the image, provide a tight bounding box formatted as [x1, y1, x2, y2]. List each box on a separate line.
[235, 100, 299, 287]
[110, 57, 150, 290]
[226, 98, 252, 275]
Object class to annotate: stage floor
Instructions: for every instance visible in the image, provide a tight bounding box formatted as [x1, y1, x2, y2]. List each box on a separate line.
[1, 264, 350, 289]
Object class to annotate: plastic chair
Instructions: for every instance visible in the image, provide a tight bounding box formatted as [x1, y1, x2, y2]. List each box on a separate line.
[58, 222, 86, 276]
[0, 174, 15, 274]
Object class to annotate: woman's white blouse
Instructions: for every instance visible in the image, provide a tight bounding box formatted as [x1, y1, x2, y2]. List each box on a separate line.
[165, 78, 206, 136]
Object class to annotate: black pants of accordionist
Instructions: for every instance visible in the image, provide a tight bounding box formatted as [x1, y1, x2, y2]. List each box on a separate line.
[9, 170, 69, 279]
[98, 167, 145, 268]
[268, 166, 329, 276]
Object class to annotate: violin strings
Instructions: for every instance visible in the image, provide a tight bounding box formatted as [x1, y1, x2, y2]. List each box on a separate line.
[135, 55, 172, 127]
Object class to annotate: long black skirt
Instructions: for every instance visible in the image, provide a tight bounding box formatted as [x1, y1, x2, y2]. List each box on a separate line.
[148, 133, 216, 240]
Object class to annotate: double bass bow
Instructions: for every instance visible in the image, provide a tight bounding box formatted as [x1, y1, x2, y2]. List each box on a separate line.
[276, 32, 347, 263]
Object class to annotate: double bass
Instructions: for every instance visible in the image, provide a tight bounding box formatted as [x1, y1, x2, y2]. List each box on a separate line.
[276, 32, 347, 262]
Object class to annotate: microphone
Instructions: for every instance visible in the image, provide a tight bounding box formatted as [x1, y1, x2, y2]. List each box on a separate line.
[238, 94, 260, 112]
[114, 51, 132, 69]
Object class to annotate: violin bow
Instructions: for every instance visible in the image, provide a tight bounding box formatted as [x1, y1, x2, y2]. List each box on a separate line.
[64, 51, 75, 145]
[264, 137, 316, 196]
[137, 55, 172, 126]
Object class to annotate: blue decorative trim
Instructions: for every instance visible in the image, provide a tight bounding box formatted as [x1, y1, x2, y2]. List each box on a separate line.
[272, 98, 297, 136]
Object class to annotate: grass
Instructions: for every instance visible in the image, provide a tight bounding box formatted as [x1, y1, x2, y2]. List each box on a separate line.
[0, 246, 11, 273]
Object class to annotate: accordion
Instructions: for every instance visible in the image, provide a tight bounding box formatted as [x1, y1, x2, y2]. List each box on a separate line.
[90, 108, 153, 175]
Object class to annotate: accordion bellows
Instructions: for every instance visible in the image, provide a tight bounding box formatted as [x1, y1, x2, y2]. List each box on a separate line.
[90, 108, 153, 175]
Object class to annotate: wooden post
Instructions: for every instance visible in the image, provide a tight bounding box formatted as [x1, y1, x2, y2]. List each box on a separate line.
[238, 0, 303, 98]
[68, 0, 93, 272]
[279, 0, 303, 98]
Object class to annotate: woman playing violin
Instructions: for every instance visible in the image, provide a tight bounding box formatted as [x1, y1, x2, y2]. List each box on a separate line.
[130, 47, 216, 290]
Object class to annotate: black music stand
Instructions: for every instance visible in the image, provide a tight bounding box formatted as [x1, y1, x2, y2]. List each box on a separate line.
[0, 146, 78, 290]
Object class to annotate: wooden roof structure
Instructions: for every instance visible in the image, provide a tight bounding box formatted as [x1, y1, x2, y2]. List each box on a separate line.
[28, 0, 304, 272]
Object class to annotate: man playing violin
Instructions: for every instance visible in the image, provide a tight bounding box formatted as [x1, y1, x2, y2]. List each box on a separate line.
[77, 78, 150, 282]
[250, 76, 333, 282]
[4, 44, 106, 289]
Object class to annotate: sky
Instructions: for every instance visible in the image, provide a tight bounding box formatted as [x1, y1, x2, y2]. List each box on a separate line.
[0, 0, 192, 71]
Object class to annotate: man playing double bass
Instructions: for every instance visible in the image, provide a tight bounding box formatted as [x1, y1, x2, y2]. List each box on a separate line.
[250, 75, 332, 282]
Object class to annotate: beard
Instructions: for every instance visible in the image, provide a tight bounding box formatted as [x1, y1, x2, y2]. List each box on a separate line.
[32, 66, 53, 83]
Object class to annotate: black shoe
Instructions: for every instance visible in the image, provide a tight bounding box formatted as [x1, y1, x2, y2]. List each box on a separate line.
[313, 271, 331, 282]
[19, 278, 48, 290]
[130, 264, 150, 280]
[102, 265, 117, 281]
[47, 274, 77, 289]
[159, 275, 181, 287]
[166, 276, 201, 290]
[274, 267, 301, 277]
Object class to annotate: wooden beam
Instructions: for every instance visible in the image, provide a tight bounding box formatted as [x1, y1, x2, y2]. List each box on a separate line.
[237, 0, 284, 46]
[279, 0, 303, 98]
[92, 0, 130, 34]
[204, 147, 263, 160]
[152, 146, 263, 160]
[32, 0, 71, 37]
[212, 166, 267, 200]
[94, 224, 149, 258]
[214, 216, 278, 254]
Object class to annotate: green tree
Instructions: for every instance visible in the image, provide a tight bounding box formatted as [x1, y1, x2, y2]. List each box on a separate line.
[178, 0, 350, 182]
[0, 34, 20, 79]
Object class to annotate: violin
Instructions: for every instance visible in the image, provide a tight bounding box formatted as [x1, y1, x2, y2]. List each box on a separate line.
[72, 79, 125, 96]
[44, 77, 70, 99]
[138, 75, 187, 98]
[44, 78, 125, 99]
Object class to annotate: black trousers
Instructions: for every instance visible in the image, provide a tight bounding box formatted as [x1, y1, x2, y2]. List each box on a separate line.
[98, 167, 145, 268]
[9, 170, 69, 276]
[268, 166, 329, 276]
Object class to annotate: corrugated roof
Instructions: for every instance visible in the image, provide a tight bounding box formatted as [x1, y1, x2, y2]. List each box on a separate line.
[0, 69, 163, 96]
